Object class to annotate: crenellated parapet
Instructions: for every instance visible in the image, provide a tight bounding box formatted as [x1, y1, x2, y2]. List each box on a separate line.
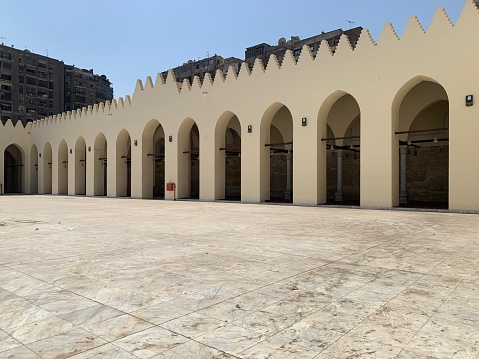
[2, 0, 473, 135]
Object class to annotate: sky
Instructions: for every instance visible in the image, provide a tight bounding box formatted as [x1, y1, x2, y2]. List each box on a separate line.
[0, 0, 467, 98]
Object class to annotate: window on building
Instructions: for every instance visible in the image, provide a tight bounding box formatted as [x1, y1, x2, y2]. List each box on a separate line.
[19, 86, 23, 94]
[310, 45, 314, 52]
[294, 49, 301, 57]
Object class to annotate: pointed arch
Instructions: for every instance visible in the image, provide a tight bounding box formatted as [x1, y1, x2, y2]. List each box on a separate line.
[74, 136, 86, 195]
[116, 129, 131, 197]
[57, 140, 68, 194]
[4, 144, 25, 193]
[30, 144, 38, 194]
[94, 133, 107, 196]
[177, 118, 199, 199]
[43, 142, 52, 194]
[214, 111, 242, 200]
[142, 119, 165, 199]
[260, 102, 293, 202]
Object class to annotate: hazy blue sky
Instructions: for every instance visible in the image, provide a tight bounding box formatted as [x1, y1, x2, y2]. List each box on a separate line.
[1, 1, 466, 98]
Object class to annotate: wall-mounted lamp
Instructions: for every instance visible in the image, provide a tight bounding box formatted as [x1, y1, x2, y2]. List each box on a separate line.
[168, 135, 173, 142]
[203, 91, 208, 95]
[301, 117, 307, 127]
[134, 140, 138, 146]
[466, 95, 474, 107]
[69, 149, 72, 154]
[247, 125, 252, 133]
[88, 146, 91, 152]
[39, 153, 41, 158]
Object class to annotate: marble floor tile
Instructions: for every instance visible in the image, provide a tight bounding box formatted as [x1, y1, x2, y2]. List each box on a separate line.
[67, 343, 139, 358]
[2, 197, 479, 359]
[59, 303, 124, 327]
[152, 340, 224, 358]
[26, 328, 108, 359]
[113, 326, 189, 358]
[84, 314, 154, 342]
[161, 313, 226, 339]
[131, 302, 191, 325]
[0, 330, 21, 353]
[195, 325, 266, 356]
[238, 337, 320, 359]
[8, 315, 75, 344]
[0, 345, 40, 358]
[233, 310, 297, 335]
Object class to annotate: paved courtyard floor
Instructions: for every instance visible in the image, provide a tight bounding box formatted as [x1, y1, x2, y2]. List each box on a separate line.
[0, 196, 478, 359]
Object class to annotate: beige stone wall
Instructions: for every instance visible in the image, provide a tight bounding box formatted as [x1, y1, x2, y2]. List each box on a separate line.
[1, 1, 479, 211]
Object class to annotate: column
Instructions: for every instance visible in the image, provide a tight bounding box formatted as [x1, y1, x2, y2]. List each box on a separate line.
[284, 149, 292, 200]
[399, 145, 408, 204]
[335, 149, 343, 202]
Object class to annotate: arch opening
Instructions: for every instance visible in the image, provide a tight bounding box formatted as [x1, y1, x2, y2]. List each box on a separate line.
[58, 140, 68, 194]
[116, 129, 131, 197]
[215, 112, 241, 201]
[30, 145, 38, 194]
[94, 133, 107, 196]
[75, 137, 86, 195]
[142, 120, 165, 199]
[324, 94, 361, 205]
[395, 80, 449, 209]
[43, 142, 52, 194]
[260, 104, 293, 203]
[4, 144, 24, 193]
[178, 119, 199, 199]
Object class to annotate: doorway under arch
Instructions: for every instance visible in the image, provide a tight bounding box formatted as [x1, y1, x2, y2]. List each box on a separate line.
[57, 140, 68, 194]
[94, 133, 107, 196]
[43, 142, 52, 194]
[30, 145, 38, 194]
[142, 120, 165, 199]
[324, 93, 361, 205]
[260, 103, 293, 203]
[178, 119, 199, 199]
[116, 129, 131, 197]
[75, 137, 86, 195]
[215, 111, 241, 200]
[4, 144, 24, 193]
[394, 79, 449, 208]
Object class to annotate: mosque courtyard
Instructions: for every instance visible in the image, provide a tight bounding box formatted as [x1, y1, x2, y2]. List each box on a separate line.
[0, 196, 478, 358]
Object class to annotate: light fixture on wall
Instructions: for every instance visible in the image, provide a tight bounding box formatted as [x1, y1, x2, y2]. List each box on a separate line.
[466, 95, 474, 107]
[247, 125, 252, 133]
[433, 137, 438, 143]
[88, 146, 91, 152]
[168, 135, 173, 142]
[301, 117, 307, 127]
[134, 140, 138, 146]
[69, 149, 72, 154]
[39, 153, 41, 157]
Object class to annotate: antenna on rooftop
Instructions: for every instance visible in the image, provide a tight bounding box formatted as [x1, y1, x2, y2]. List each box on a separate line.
[0, 37, 5, 45]
[45, 49, 49, 57]
[206, 51, 210, 57]
[346, 20, 355, 30]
